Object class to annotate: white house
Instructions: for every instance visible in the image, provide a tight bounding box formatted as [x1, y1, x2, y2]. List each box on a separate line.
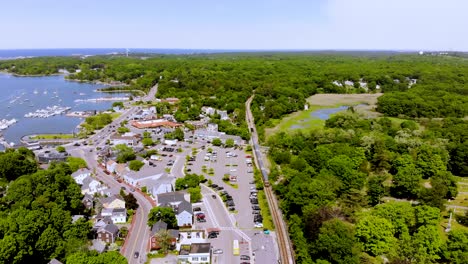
[110, 132, 139, 146]
[157, 191, 193, 227]
[106, 160, 117, 173]
[71, 168, 92, 185]
[100, 195, 126, 209]
[178, 243, 211, 264]
[101, 208, 127, 224]
[81, 176, 107, 195]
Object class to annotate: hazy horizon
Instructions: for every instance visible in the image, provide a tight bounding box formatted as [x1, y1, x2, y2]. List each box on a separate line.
[1, 0, 467, 50]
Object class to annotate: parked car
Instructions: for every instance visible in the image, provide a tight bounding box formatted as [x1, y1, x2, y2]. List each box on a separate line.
[229, 206, 236, 211]
[197, 218, 206, 223]
[134, 252, 139, 258]
[193, 207, 202, 212]
[213, 249, 223, 254]
[215, 186, 224, 191]
[252, 205, 260, 210]
[208, 233, 218, 239]
[211, 184, 218, 188]
[240, 255, 251, 260]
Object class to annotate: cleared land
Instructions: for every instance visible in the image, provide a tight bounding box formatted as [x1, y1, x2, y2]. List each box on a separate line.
[265, 93, 383, 138]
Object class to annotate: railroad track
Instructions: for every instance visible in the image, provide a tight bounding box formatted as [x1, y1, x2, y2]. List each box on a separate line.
[245, 95, 295, 264]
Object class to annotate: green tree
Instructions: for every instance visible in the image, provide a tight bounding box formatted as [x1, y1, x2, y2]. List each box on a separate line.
[187, 187, 202, 203]
[412, 225, 443, 263]
[314, 219, 360, 264]
[212, 138, 222, 146]
[128, 160, 144, 171]
[225, 138, 235, 148]
[123, 193, 139, 210]
[355, 215, 395, 256]
[148, 207, 177, 228]
[66, 157, 88, 172]
[56, 145, 66, 153]
[155, 229, 173, 254]
[445, 230, 468, 264]
[114, 144, 136, 163]
[141, 137, 154, 147]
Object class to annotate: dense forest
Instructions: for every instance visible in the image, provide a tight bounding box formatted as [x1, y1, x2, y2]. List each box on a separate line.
[1, 53, 467, 263]
[267, 113, 468, 264]
[1, 53, 467, 140]
[0, 148, 126, 264]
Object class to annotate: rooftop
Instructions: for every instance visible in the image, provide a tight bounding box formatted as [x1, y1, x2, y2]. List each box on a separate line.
[190, 243, 211, 254]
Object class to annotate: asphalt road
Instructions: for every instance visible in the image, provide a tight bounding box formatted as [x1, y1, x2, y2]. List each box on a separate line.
[64, 83, 159, 264]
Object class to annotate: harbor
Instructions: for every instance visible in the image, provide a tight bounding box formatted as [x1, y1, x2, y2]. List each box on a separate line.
[0, 74, 129, 145]
[24, 106, 71, 118]
[74, 96, 129, 103]
[0, 118, 17, 131]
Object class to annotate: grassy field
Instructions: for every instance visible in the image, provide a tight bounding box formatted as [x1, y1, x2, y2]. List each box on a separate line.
[29, 134, 75, 140]
[110, 112, 122, 120]
[265, 93, 383, 138]
[450, 176, 468, 207]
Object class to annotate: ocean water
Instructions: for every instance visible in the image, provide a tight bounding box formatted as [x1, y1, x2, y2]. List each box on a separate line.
[0, 73, 129, 145]
[0, 48, 239, 59]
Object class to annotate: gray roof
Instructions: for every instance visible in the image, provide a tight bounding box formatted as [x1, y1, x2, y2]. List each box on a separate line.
[71, 168, 91, 178]
[72, 215, 85, 223]
[177, 200, 193, 215]
[101, 224, 119, 236]
[99, 195, 124, 206]
[49, 259, 63, 264]
[157, 191, 187, 206]
[90, 239, 106, 253]
[150, 221, 168, 236]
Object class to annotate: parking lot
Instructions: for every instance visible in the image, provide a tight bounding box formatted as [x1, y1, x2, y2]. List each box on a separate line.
[187, 145, 259, 229]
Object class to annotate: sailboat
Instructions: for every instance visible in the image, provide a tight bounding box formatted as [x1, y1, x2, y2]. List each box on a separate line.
[33, 89, 38, 94]
[43, 90, 48, 94]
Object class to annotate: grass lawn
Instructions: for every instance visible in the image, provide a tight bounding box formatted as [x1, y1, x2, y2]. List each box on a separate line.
[258, 190, 275, 230]
[110, 112, 122, 120]
[29, 133, 75, 140]
[450, 176, 468, 207]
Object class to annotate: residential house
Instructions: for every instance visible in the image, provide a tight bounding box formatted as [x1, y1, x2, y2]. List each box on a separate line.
[71, 168, 92, 185]
[217, 110, 229, 120]
[49, 259, 63, 264]
[72, 215, 85, 223]
[97, 224, 119, 244]
[81, 176, 107, 196]
[100, 195, 125, 209]
[82, 193, 94, 210]
[157, 191, 193, 227]
[178, 243, 211, 264]
[101, 208, 127, 224]
[110, 132, 139, 146]
[106, 160, 117, 174]
[149, 221, 179, 250]
[201, 106, 216, 116]
[123, 168, 174, 193]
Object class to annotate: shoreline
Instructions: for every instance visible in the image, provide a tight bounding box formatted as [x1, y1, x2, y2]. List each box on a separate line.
[0, 70, 128, 87]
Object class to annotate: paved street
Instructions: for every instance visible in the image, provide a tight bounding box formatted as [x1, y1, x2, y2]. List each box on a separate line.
[64, 83, 160, 264]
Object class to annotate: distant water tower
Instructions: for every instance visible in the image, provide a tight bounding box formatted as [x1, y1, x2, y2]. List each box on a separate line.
[419, 51, 424, 55]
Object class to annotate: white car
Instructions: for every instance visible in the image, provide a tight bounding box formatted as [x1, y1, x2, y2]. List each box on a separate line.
[213, 249, 223, 254]
[254, 223, 263, 228]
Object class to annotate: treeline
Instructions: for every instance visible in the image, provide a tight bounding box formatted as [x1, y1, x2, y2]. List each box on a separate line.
[2, 53, 468, 136]
[267, 112, 467, 263]
[0, 148, 126, 264]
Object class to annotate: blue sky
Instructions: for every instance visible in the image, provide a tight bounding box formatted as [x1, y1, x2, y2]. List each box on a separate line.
[1, 0, 467, 50]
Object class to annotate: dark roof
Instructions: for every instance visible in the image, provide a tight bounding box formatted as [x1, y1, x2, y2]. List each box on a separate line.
[150, 221, 168, 236]
[157, 191, 187, 206]
[101, 224, 119, 236]
[177, 200, 193, 215]
[169, 229, 179, 238]
[190, 243, 211, 254]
